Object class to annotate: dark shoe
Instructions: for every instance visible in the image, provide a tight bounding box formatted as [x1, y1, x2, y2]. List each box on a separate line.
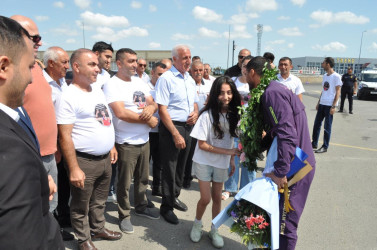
[338, 110, 343, 113]
[152, 187, 163, 197]
[161, 210, 179, 225]
[79, 240, 97, 250]
[182, 179, 191, 189]
[60, 228, 74, 241]
[315, 146, 327, 153]
[135, 207, 160, 220]
[91, 228, 122, 241]
[311, 143, 318, 150]
[147, 198, 155, 208]
[349, 111, 353, 114]
[174, 198, 188, 212]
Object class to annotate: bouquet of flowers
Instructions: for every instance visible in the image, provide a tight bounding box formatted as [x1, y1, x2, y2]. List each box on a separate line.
[227, 199, 271, 249]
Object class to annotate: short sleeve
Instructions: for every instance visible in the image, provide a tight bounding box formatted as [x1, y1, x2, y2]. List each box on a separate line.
[103, 79, 121, 104]
[56, 92, 76, 125]
[155, 76, 170, 106]
[190, 111, 210, 141]
[295, 79, 305, 95]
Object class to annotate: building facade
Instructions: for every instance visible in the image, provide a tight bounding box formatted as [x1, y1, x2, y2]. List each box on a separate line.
[291, 56, 377, 76]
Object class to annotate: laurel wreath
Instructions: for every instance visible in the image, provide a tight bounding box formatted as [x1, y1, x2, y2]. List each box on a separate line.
[238, 63, 279, 172]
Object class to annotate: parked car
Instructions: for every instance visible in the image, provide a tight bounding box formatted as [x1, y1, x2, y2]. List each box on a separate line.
[357, 69, 377, 100]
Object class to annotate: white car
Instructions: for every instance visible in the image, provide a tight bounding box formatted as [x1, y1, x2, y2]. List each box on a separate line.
[357, 69, 377, 100]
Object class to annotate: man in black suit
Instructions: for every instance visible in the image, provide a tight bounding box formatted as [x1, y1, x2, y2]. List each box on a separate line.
[0, 16, 64, 249]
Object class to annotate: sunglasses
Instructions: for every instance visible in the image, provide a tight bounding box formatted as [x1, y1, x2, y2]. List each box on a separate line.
[29, 34, 42, 44]
[138, 64, 146, 67]
[238, 55, 245, 59]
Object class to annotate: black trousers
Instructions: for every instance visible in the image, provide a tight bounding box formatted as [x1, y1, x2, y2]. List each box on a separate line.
[149, 132, 161, 190]
[56, 159, 71, 226]
[159, 122, 192, 212]
[184, 138, 197, 183]
[340, 86, 354, 112]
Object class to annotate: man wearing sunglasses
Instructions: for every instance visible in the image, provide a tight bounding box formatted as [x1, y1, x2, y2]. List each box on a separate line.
[134, 58, 151, 83]
[224, 49, 251, 78]
[11, 15, 74, 241]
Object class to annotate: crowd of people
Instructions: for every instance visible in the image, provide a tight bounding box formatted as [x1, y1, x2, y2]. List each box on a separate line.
[0, 13, 351, 250]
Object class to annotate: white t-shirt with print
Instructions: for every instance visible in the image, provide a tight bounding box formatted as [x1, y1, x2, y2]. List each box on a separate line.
[277, 73, 305, 95]
[56, 84, 115, 155]
[103, 75, 152, 145]
[196, 81, 212, 111]
[320, 72, 342, 106]
[92, 69, 110, 90]
[190, 110, 235, 169]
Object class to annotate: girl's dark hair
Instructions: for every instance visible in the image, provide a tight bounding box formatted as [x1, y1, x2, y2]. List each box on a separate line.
[200, 76, 241, 139]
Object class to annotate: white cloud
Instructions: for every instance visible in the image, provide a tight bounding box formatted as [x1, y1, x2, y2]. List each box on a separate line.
[149, 42, 161, 48]
[371, 29, 377, 33]
[66, 38, 76, 44]
[53, 1, 64, 8]
[198, 27, 221, 38]
[248, 13, 259, 19]
[223, 25, 252, 39]
[290, 0, 306, 7]
[51, 27, 79, 36]
[288, 43, 294, 48]
[264, 25, 272, 32]
[245, 0, 278, 12]
[130, 1, 142, 9]
[149, 4, 157, 12]
[278, 27, 303, 36]
[35, 16, 49, 21]
[268, 39, 285, 45]
[312, 42, 347, 52]
[192, 6, 223, 22]
[278, 16, 290, 20]
[92, 26, 148, 42]
[80, 11, 129, 28]
[310, 10, 369, 26]
[171, 33, 193, 40]
[74, 0, 91, 9]
[368, 42, 377, 52]
[228, 13, 249, 24]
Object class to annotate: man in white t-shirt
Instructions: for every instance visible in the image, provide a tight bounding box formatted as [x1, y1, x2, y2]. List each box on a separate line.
[92, 41, 114, 90]
[277, 57, 305, 102]
[203, 63, 216, 85]
[57, 49, 122, 250]
[312, 57, 342, 153]
[134, 58, 151, 83]
[103, 48, 160, 234]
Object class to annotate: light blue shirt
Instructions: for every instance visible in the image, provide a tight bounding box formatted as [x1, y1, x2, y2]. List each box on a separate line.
[155, 65, 198, 122]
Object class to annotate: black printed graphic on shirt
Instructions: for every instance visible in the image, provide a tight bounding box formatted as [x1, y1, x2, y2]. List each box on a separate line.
[323, 81, 330, 91]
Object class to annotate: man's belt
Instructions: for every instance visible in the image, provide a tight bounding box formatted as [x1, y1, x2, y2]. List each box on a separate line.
[75, 150, 109, 160]
[172, 120, 192, 127]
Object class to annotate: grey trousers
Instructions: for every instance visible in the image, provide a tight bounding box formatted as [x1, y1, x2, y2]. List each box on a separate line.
[116, 142, 150, 220]
[42, 154, 58, 212]
[70, 154, 111, 243]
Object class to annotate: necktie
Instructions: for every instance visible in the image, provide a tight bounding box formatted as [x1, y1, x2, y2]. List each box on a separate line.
[15, 107, 40, 152]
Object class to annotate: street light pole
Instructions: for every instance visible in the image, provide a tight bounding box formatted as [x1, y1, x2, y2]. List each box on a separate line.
[357, 30, 366, 74]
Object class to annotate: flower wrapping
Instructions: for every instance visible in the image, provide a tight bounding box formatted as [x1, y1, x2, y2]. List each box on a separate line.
[212, 177, 279, 249]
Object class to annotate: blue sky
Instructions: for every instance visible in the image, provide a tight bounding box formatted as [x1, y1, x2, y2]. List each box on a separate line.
[3, 0, 377, 69]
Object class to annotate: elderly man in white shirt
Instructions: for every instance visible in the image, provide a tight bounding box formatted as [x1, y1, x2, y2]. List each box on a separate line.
[277, 57, 305, 102]
[43, 46, 69, 108]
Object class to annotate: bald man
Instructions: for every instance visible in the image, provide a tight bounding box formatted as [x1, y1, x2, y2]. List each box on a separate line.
[12, 15, 75, 241]
[224, 49, 251, 78]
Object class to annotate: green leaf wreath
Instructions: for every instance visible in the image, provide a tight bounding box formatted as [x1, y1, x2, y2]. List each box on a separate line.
[238, 63, 279, 172]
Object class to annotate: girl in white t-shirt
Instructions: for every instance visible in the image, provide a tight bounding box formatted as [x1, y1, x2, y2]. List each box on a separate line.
[189, 76, 241, 248]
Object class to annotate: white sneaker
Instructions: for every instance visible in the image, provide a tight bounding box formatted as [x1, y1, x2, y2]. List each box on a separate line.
[107, 193, 117, 203]
[208, 227, 224, 248]
[190, 220, 203, 243]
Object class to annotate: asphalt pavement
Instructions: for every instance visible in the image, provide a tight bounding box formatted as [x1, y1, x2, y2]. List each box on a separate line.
[64, 82, 377, 250]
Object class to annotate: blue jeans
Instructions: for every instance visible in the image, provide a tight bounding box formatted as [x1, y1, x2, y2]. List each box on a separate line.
[224, 138, 256, 193]
[312, 104, 333, 149]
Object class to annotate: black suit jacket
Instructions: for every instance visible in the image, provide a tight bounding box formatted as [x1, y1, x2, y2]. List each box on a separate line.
[0, 110, 64, 249]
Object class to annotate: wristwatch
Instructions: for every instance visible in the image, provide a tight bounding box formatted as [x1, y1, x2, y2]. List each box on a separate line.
[331, 106, 335, 109]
